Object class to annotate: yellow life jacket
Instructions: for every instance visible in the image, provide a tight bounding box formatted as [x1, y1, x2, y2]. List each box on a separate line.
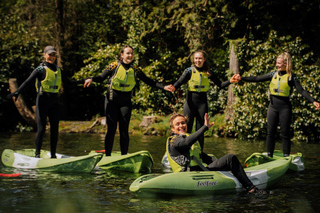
[166, 134, 203, 172]
[36, 65, 61, 93]
[110, 62, 136, 92]
[188, 66, 210, 92]
[269, 71, 291, 97]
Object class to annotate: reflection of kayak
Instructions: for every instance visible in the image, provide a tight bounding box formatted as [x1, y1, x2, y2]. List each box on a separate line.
[90, 150, 153, 173]
[244, 150, 305, 171]
[130, 156, 292, 196]
[0, 173, 21, 177]
[1, 149, 103, 173]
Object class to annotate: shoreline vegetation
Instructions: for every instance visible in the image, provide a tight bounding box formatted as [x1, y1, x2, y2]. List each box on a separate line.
[56, 113, 228, 138]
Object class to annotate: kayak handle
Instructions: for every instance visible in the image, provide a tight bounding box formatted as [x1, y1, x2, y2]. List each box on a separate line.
[192, 176, 214, 180]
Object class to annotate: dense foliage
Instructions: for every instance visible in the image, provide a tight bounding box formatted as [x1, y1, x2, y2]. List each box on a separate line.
[1, 0, 320, 142]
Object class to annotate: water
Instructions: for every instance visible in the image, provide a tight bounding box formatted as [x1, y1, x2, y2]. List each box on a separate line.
[1, 132, 320, 212]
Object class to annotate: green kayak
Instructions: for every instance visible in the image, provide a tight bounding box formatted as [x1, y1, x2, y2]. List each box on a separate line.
[130, 156, 292, 196]
[1, 149, 103, 173]
[244, 150, 305, 171]
[90, 150, 153, 173]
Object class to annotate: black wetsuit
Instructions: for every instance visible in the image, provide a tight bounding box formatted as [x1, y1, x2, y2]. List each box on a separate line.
[168, 125, 254, 190]
[88, 61, 165, 156]
[242, 71, 315, 157]
[173, 66, 231, 150]
[10, 62, 60, 157]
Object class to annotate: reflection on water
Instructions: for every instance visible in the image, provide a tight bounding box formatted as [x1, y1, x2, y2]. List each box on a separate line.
[1, 132, 320, 212]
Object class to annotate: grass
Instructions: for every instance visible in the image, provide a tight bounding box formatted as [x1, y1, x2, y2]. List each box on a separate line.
[58, 113, 229, 137]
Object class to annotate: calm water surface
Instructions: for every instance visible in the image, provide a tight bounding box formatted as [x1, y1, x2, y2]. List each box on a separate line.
[0, 132, 320, 213]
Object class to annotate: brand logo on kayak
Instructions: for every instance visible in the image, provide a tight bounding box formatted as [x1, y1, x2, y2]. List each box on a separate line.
[197, 181, 217, 187]
[17, 163, 30, 167]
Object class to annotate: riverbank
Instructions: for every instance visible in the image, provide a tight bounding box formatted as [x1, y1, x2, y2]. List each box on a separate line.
[58, 113, 228, 137]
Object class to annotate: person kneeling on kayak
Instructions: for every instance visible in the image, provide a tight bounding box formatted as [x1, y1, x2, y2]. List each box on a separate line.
[167, 113, 267, 194]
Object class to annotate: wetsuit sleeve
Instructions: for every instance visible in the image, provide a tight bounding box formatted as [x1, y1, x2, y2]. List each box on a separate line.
[12, 66, 45, 94]
[134, 66, 165, 89]
[241, 72, 274, 82]
[173, 68, 191, 89]
[209, 70, 231, 88]
[292, 74, 315, 103]
[91, 62, 118, 83]
[170, 125, 209, 149]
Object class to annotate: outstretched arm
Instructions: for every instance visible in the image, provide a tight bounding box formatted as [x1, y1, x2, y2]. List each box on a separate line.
[241, 72, 273, 82]
[7, 67, 44, 99]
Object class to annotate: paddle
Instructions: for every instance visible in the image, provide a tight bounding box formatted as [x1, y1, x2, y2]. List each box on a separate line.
[95, 150, 105, 153]
[0, 173, 21, 178]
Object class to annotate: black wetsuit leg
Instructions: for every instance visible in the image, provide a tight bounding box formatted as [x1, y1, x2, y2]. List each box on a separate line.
[266, 104, 278, 157]
[104, 91, 132, 156]
[206, 154, 253, 189]
[35, 93, 59, 157]
[118, 100, 132, 155]
[48, 99, 59, 158]
[183, 92, 208, 150]
[266, 96, 292, 157]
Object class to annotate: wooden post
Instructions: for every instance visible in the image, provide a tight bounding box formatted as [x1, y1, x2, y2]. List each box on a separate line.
[225, 41, 240, 121]
[8, 78, 37, 129]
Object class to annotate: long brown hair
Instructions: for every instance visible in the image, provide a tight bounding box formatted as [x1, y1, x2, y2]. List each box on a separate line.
[191, 50, 210, 74]
[118, 45, 134, 62]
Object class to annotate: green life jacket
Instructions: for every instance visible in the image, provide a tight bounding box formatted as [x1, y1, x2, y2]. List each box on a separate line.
[269, 71, 291, 97]
[188, 66, 210, 92]
[110, 62, 136, 92]
[166, 134, 203, 172]
[36, 65, 61, 93]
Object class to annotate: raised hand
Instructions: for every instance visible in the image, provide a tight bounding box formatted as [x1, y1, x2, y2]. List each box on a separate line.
[204, 113, 214, 129]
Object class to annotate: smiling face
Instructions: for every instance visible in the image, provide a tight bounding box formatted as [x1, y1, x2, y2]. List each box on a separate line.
[121, 47, 134, 64]
[170, 115, 187, 135]
[276, 57, 287, 71]
[193, 52, 206, 68]
[43, 53, 57, 64]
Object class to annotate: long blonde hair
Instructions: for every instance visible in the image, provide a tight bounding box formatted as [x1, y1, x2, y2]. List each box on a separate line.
[277, 52, 292, 77]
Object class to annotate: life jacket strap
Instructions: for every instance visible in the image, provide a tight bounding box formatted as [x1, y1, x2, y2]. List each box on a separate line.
[190, 156, 209, 171]
[194, 85, 205, 88]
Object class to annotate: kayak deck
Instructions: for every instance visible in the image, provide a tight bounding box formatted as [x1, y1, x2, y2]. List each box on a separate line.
[130, 156, 291, 196]
[244, 150, 305, 171]
[1, 149, 103, 173]
[91, 150, 153, 173]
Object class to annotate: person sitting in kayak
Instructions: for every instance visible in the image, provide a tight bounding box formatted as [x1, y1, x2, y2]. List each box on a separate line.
[166, 113, 267, 194]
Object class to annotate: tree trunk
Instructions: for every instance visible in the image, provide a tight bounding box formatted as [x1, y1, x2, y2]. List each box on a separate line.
[55, 0, 64, 68]
[225, 41, 240, 121]
[8, 78, 37, 130]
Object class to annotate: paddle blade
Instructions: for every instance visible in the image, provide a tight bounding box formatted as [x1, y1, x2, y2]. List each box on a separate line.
[0, 173, 21, 178]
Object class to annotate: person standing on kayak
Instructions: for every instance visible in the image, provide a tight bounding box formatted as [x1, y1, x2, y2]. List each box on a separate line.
[167, 50, 240, 150]
[7, 46, 61, 158]
[166, 113, 267, 194]
[239, 52, 319, 157]
[80, 45, 173, 156]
